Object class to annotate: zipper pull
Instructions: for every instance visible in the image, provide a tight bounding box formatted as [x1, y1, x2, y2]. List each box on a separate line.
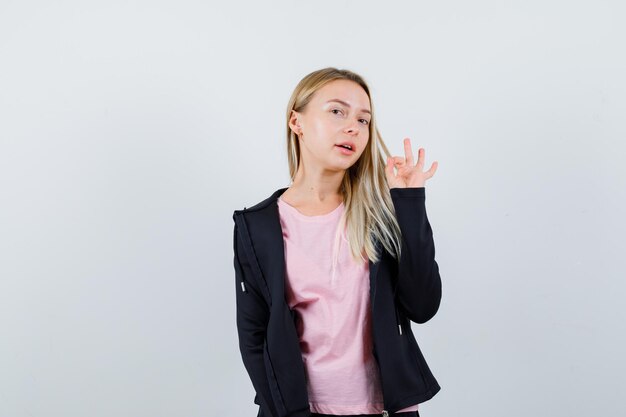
[240, 281, 247, 292]
[395, 307, 402, 335]
[382, 410, 389, 416]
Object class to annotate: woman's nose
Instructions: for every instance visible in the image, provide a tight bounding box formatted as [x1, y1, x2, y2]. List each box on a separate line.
[345, 121, 360, 134]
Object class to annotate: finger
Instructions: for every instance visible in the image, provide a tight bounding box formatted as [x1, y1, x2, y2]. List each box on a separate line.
[392, 156, 406, 165]
[404, 138, 414, 166]
[416, 148, 424, 169]
[426, 161, 438, 178]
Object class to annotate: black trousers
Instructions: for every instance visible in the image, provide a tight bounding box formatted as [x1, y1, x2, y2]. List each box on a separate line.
[311, 412, 419, 417]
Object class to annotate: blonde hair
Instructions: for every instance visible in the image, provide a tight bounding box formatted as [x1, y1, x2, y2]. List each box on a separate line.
[285, 67, 402, 265]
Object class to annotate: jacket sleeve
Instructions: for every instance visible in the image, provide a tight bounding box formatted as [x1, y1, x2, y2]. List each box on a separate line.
[389, 187, 442, 324]
[233, 219, 278, 417]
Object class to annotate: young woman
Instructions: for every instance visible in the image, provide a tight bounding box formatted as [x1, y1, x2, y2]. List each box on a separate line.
[232, 67, 442, 417]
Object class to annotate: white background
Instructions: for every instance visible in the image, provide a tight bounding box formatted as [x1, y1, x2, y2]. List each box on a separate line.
[1, 1, 624, 416]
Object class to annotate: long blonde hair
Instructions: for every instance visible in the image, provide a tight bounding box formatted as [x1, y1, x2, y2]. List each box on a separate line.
[285, 67, 402, 265]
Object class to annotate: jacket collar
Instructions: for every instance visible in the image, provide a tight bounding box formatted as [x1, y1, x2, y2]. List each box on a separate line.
[234, 187, 382, 304]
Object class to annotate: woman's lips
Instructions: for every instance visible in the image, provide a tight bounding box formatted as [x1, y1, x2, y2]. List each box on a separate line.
[335, 145, 355, 155]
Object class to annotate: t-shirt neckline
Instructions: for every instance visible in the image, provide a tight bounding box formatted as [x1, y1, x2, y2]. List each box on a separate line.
[277, 196, 344, 222]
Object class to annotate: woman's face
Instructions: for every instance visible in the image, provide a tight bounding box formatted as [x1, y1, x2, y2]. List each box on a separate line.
[290, 79, 371, 172]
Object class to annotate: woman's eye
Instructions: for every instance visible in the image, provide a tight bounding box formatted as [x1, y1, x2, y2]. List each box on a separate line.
[331, 109, 369, 125]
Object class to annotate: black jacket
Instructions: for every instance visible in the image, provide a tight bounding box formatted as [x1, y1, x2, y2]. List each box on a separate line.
[232, 186, 442, 417]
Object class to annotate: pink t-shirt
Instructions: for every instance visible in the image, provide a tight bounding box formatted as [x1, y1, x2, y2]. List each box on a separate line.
[277, 196, 419, 415]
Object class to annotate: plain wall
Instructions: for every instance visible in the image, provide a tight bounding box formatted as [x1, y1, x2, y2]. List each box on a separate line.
[1, 1, 624, 416]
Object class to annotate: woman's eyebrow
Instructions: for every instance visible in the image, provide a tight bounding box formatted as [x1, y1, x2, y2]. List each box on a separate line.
[325, 99, 371, 115]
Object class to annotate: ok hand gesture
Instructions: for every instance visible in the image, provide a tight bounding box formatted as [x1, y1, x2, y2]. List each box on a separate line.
[385, 138, 438, 189]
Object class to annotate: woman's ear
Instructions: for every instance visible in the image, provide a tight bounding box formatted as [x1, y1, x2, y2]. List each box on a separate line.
[289, 110, 303, 137]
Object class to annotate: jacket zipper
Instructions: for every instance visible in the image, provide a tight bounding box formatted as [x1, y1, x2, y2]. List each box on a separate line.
[373, 243, 405, 416]
[233, 213, 247, 293]
[233, 210, 272, 306]
[392, 262, 402, 335]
